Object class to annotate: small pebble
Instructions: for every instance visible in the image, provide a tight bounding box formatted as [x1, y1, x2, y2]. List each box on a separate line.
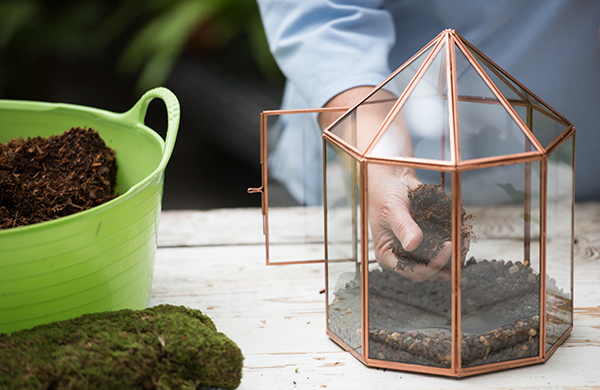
[423, 337, 432, 347]
[398, 351, 412, 360]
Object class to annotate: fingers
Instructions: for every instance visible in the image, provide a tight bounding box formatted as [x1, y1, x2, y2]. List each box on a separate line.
[425, 242, 453, 281]
[366, 166, 469, 282]
[377, 247, 404, 272]
[376, 242, 452, 282]
[376, 240, 454, 282]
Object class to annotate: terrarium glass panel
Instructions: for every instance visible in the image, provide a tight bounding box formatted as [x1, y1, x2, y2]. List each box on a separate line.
[454, 43, 508, 101]
[545, 136, 574, 352]
[325, 141, 358, 262]
[531, 108, 570, 149]
[460, 162, 542, 367]
[365, 164, 453, 367]
[371, 47, 451, 162]
[454, 46, 531, 162]
[325, 140, 362, 354]
[360, 39, 437, 114]
[354, 98, 398, 152]
[463, 43, 560, 114]
[461, 44, 528, 105]
[329, 43, 438, 156]
[375, 40, 437, 100]
[329, 110, 358, 151]
[462, 42, 570, 148]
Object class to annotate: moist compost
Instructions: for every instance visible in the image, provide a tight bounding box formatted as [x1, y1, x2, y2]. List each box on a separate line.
[328, 259, 571, 368]
[390, 184, 475, 271]
[0, 127, 117, 230]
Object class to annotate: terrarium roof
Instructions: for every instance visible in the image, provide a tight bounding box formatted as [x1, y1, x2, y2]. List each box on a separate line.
[323, 29, 573, 169]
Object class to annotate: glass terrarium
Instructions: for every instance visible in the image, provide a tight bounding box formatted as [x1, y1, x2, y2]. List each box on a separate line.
[323, 29, 574, 377]
[251, 29, 574, 377]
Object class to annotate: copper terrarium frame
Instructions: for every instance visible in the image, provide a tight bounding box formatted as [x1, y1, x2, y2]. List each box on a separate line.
[251, 29, 575, 377]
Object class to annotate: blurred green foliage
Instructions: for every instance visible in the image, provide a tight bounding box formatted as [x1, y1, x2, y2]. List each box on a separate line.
[0, 0, 280, 96]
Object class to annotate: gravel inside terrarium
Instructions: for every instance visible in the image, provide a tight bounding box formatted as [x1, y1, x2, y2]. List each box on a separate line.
[328, 258, 571, 368]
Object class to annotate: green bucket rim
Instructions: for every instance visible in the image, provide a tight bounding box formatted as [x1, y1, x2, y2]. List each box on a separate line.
[0, 87, 180, 236]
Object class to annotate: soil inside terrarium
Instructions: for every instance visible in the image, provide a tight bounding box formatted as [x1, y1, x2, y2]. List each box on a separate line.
[329, 259, 570, 368]
[0, 127, 118, 230]
[389, 184, 475, 271]
[328, 185, 570, 368]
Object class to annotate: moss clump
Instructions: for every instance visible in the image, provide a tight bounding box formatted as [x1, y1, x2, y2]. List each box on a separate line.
[0, 304, 243, 390]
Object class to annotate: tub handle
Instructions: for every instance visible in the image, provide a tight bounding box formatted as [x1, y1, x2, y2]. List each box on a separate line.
[122, 87, 180, 172]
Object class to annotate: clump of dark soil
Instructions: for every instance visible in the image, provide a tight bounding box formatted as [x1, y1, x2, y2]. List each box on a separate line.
[390, 184, 475, 271]
[0, 127, 117, 230]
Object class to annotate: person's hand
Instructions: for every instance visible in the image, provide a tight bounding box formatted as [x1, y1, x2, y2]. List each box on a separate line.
[367, 164, 453, 281]
[320, 86, 459, 282]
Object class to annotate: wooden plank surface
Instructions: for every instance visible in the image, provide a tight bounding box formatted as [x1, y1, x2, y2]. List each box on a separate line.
[152, 203, 600, 389]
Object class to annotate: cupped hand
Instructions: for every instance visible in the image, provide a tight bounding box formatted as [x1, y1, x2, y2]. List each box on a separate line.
[319, 86, 462, 282]
[368, 164, 453, 282]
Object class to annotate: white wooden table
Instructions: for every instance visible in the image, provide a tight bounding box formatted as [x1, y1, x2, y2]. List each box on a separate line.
[150, 204, 600, 390]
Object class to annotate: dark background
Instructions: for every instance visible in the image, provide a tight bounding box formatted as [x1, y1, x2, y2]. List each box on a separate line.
[0, 0, 285, 210]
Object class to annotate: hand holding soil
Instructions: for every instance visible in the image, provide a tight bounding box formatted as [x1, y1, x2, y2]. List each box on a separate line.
[322, 87, 473, 282]
[368, 165, 453, 281]
[369, 166, 473, 282]
[390, 183, 474, 271]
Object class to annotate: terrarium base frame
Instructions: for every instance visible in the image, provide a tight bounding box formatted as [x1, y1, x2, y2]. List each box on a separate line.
[326, 327, 572, 378]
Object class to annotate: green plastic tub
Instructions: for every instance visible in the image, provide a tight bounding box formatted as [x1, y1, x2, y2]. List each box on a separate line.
[0, 87, 179, 334]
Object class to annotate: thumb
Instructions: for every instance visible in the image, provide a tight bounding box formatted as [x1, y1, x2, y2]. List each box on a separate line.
[389, 208, 423, 252]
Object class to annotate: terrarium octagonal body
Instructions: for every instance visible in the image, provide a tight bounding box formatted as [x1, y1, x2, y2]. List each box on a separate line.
[254, 29, 575, 377]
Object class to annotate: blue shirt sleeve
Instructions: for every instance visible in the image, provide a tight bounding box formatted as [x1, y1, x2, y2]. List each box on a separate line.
[257, 0, 396, 108]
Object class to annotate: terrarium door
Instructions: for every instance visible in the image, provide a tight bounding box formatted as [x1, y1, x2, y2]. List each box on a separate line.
[250, 107, 348, 265]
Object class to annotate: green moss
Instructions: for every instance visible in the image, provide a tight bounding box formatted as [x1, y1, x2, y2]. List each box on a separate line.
[0, 304, 243, 390]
